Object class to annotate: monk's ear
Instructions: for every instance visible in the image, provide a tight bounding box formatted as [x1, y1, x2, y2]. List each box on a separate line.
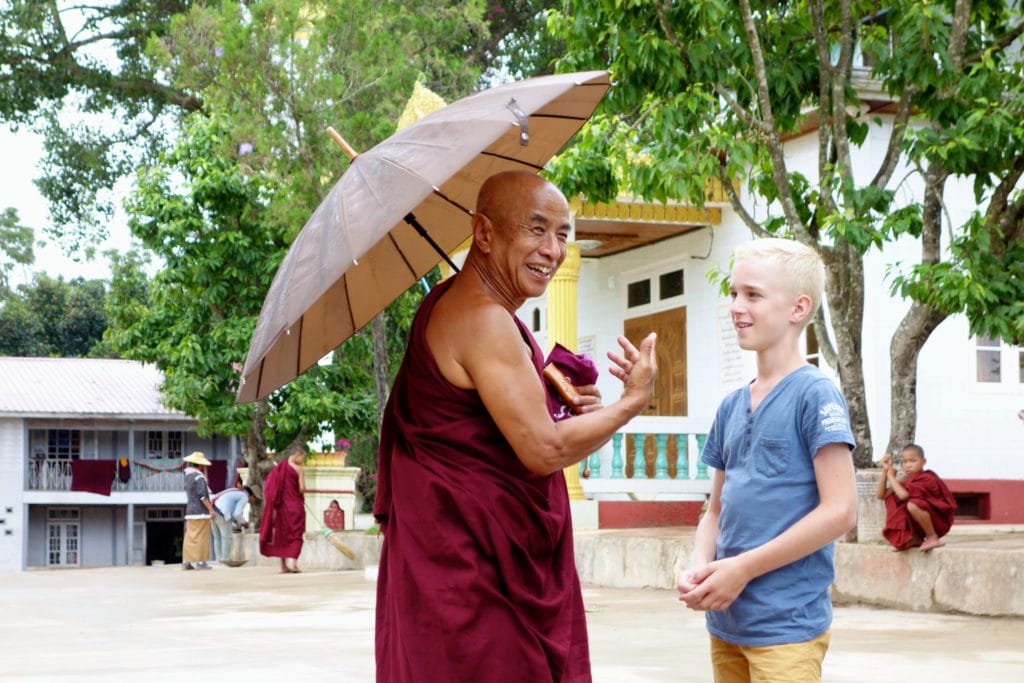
[472, 212, 494, 254]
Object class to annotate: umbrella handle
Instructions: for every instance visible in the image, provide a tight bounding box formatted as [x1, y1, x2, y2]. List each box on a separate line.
[327, 127, 358, 161]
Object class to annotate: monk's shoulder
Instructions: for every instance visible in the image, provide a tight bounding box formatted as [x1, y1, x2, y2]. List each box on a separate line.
[431, 294, 523, 385]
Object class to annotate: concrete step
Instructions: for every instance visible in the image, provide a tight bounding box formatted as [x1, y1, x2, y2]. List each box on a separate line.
[240, 525, 1024, 618]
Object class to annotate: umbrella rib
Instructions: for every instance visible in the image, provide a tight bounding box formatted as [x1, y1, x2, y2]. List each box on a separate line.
[431, 189, 472, 217]
[295, 317, 304, 379]
[255, 361, 265, 402]
[479, 150, 545, 171]
[387, 229, 421, 279]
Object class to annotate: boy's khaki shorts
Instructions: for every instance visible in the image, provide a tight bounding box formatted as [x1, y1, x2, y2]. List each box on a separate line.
[710, 630, 831, 683]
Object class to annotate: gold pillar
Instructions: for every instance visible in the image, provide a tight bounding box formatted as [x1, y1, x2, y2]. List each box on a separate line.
[547, 242, 586, 500]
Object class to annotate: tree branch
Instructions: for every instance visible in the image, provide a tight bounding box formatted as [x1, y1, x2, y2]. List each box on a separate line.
[964, 20, 1022, 63]
[717, 158, 768, 237]
[869, 87, 915, 191]
[813, 305, 838, 370]
[808, 0, 839, 217]
[736, 0, 807, 235]
[828, 0, 856, 193]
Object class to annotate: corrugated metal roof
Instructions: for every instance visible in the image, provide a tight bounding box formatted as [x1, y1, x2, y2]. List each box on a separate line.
[0, 357, 184, 417]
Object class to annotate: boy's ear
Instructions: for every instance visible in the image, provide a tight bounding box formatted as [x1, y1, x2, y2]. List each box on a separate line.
[790, 293, 813, 325]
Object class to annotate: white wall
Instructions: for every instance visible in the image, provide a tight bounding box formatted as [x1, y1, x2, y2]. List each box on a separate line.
[0, 420, 25, 572]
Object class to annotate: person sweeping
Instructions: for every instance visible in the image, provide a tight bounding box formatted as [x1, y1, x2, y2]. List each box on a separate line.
[259, 444, 307, 573]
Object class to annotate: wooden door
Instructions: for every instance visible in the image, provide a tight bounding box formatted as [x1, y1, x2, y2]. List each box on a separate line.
[624, 307, 687, 477]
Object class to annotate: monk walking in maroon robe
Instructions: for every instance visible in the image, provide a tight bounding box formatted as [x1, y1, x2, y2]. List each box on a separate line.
[259, 444, 307, 572]
[877, 444, 957, 551]
[373, 171, 658, 682]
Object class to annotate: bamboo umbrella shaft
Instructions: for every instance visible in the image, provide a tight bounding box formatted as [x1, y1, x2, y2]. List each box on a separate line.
[326, 127, 358, 160]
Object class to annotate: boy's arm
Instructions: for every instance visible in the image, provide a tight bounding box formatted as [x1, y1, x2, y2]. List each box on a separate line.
[678, 468, 723, 602]
[679, 443, 856, 612]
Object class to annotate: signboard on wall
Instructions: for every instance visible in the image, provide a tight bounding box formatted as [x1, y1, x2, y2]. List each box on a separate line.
[717, 304, 746, 391]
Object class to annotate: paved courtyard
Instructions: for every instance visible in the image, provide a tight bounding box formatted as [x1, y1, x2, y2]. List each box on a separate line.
[1, 564, 1022, 681]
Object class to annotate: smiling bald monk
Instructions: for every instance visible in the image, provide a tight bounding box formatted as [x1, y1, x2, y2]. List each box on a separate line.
[373, 171, 657, 682]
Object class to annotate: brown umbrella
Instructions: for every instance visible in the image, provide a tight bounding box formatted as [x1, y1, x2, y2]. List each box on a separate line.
[236, 70, 611, 403]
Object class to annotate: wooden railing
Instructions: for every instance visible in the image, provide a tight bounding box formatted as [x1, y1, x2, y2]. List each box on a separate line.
[581, 416, 713, 501]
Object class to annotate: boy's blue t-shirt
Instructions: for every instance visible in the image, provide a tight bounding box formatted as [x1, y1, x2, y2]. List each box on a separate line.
[701, 364, 855, 647]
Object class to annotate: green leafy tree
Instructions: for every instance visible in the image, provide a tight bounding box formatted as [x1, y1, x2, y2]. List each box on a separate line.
[0, 273, 107, 356]
[107, 0, 484, 491]
[0, 0, 199, 250]
[0, 0, 550, 252]
[0, 207, 34, 295]
[551, 0, 1024, 465]
[107, 115, 352, 484]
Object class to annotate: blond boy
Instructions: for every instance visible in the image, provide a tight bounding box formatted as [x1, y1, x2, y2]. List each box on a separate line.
[678, 238, 857, 682]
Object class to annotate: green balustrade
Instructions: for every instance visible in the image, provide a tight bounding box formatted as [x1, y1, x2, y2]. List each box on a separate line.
[588, 450, 601, 478]
[654, 434, 669, 479]
[631, 433, 647, 479]
[611, 433, 624, 479]
[581, 430, 708, 484]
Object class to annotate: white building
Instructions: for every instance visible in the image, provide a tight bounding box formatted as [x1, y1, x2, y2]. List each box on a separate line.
[0, 358, 236, 572]
[520, 116, 1023, 523]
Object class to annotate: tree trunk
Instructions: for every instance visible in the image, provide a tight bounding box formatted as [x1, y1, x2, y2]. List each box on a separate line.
[240, 398, 270, 521]
[887, 155, 949, 457]
[823, 241, 873, 468]
[887, 301, 948, 456]
[372, 313, 390, 428]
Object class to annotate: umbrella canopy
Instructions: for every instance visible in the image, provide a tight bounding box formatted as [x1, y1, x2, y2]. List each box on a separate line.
[237, 70, 611, 403]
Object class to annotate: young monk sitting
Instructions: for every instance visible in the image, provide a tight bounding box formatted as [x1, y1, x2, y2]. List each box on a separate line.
[876, 444, 957, 551]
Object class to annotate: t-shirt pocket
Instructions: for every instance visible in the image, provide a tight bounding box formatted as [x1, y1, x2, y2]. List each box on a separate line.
[753, 437, 789, 478]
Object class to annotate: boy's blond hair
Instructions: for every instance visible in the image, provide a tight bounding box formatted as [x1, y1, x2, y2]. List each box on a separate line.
[733, 238, 825, 327]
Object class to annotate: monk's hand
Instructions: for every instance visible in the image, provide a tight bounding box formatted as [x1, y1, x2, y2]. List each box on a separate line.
[573, 383, 603, 413]
[608, 333, 657, 407]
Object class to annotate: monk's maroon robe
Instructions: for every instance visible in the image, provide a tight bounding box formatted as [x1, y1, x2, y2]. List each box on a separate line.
[259, 460, 305, 559]
[374, 278, 591, 682]
[882, 470, 957, 550]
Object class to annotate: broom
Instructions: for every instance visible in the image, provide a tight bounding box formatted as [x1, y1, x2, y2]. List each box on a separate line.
[303, 501, 357, 560]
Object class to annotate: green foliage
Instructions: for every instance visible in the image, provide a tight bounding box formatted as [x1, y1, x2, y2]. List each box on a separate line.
[0, 273, 108, 357]
[0, 207, 34, 294]
[0, 0, 196, 249]
[480, 1, 564, 80]
[0, 0, 548, 253]
[107, 0, 467, 450]
[892, 215, 1024, 345]
[107, 114, 382, 447]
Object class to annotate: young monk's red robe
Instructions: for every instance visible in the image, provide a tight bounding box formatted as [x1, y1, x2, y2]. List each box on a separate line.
[259, 459, 305, 559]
[882, 470, 957, 550]
[374, 278, 591, 683]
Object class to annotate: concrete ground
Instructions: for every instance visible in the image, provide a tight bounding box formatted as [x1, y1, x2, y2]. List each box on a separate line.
[2, 565, 1023, 682]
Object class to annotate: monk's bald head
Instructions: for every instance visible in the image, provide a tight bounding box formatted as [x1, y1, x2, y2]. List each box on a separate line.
[475, 171, 567, 226]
